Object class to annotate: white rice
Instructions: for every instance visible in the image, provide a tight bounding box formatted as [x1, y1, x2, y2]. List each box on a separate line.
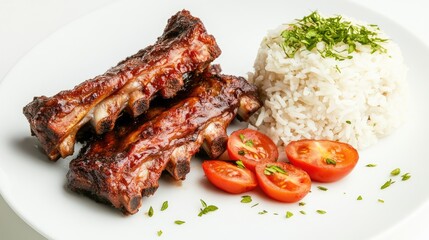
[248, 16, 408, 149]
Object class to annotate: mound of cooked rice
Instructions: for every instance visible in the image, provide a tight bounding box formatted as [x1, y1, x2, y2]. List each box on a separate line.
[248, 14, 408, 149]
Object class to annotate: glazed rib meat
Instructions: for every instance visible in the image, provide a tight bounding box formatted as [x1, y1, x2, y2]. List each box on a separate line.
[22, 10, 221, 161]
[67, 67, 261, 214]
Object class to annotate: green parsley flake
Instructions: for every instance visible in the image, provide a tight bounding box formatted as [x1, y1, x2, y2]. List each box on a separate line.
[378, 199, 385, 203]
[357, 195, 363, 200]
[316, 210, 327, 214]
[239, 134, 245, 142]
[264, 165, 287, 175]
[298, 202, 306, 206]
[286, 211, 294, 218]
[238, 150, 245, 156]
[251, 203, 259, 208]
[148, 206, 154, 217]
[258, 210, 268, 215]
[241, 195, 252, 203]
[161, 201, 168, 211]
[345, 120, 352, 124]
[401, 173, 411, 181]
[317, 186, 328, 191]
[335, 65, 342, 73]
[381, 179, 395, 190]
[366, 164, 377, 167]
[236, 160, 246, 169]
[245, 140, 254, 147]
[280, 11, 388, 60]
[390, 168, 401, 176]
[299, 210, 306, 215]
[200, 199, 207, 208]
[157, 230, 163, 237]
[198, 199, 218, 217]
[174, 220, 185, 225]
[325, 158, 336, 166]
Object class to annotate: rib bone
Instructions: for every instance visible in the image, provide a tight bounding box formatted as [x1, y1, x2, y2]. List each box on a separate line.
[23, 10, 221, 160]
[67, 68, 261, 214]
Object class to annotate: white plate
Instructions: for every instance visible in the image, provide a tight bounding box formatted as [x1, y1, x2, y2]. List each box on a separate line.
[1, 0, 428, 239]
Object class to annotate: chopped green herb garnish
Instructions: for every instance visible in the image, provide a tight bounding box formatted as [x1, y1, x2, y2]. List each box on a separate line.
[264, 165, 287, 175]
[174, 220, 185, 225]
[273, 213, 279, 215]
[148, 206, 154, 217]
[286, 211, 294, 218]
[258, 210, 268, 215]
[325, 158, 336, 166]
[200, 199, 207, 208]
[299, 210, 306, 215]
[157, 230, 163, 237]
[335, 65, 341, 73]
[345, 120, 351, 124]
[251, 203, 259, 208]
[245, 140, 254, 147]
[401, 173, 411, 181]
[236, 160, 245, 169]
[298, 202, 306, 206]
[198, 205, 218, 217]
[357, 195, 363, 200]
[317, 186, 328, 191]
[378, 199, 385, 203]
[381, 179, 395, 190]
[366, 164, 377, 167]
[241, 195, 252, 203]
[198, 199, 218, 217]
[239, 134, 245, 142]
[390, 168, 401, 176]
[316, 210, 327, 214]
[280, 11, 388, 60]
[238, 150, 245, 156]
[161, 201, 168, 211]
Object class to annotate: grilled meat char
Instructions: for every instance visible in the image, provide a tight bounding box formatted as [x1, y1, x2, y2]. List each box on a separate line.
[67, 68, 261, 215]
[23, 10, 221, 161]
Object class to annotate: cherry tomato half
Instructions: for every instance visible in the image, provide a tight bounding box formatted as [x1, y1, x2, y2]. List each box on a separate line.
[227, 129, 278, 172]
[285, 139, 359, 183]
[202, 160, 258, 194]
[255, 162, 311, 203]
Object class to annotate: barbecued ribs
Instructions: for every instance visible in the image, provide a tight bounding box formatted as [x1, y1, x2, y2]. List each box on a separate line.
[23, 10, 221, 161]
[67, 67, 261, 214]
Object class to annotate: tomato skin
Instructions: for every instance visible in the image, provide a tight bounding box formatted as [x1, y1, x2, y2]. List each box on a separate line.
[202, 160, 258, 194]
[285, 139, 359, 183]
[227, 129, 278, 172]
[255, 162, 311, 203]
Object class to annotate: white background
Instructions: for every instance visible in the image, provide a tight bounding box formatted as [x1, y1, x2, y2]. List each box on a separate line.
[1, 0, 428, 239]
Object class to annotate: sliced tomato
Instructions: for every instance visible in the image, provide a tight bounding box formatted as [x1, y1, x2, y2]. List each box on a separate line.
[227, 129, 278, 172]
[285, 139, 359, 183]
[202, 160, 258, 194]
[255, 162, 311, 203]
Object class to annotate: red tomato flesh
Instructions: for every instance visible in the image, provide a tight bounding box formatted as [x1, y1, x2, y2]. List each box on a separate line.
[255, 162, 311, 203]
[227, 129, 278, 172]
[202, 160, 258, 194]
[285, 139, 359, 183]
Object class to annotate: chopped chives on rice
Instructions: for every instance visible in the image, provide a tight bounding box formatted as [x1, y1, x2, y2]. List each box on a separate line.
[248, 13, 408, 149]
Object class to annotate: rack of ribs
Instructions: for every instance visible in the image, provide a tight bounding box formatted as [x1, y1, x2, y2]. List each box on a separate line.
[22, 10, 221, 161]
[67, 67, 261, 214]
